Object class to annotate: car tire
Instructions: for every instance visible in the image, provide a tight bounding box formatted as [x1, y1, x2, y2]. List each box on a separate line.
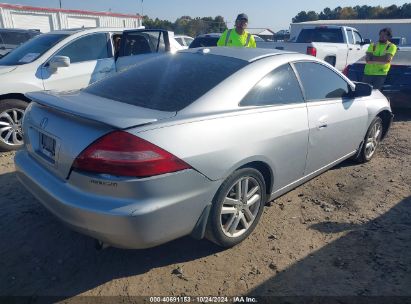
[205, 168, 266, 248]
[0, 99, 28, 152]
[356, 117, 383, 163]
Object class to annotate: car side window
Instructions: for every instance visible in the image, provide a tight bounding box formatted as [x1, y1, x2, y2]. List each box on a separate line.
[240, 64, 304, 107]
[353, 31, 363, 45]
[120, 32, 167, 56]
[185, 37, 194, 46]
[346, 29, 354, 44]
[175, 37, 184, 46]
[294, 62, 351, 101]
[55, 33, 110, 64]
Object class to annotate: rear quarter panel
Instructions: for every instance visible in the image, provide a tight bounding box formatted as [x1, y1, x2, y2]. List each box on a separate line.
[133, 105, 309, 193]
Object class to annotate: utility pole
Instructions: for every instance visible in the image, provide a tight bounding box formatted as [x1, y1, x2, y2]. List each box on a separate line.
[59, 0, 62, 9]
[141, 0, 144, 17]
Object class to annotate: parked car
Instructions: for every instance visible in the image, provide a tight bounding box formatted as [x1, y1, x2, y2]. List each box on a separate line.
[344, 50, 411, 108]
[15, 47, 393, 250]
[189, 33, 221, 48]
[0, 28, 40, 58]
[390, 37, 407, 46]
[0, 27, 182, 151]
[174, 35, 194, 49]
[273, 26, 370, 70]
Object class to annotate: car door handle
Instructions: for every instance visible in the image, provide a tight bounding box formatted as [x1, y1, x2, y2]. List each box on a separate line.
[317, 122, 328, 129]
[349, 48, 353, 50]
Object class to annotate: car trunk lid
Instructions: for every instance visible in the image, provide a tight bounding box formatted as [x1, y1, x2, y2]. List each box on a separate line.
[23, 91, 176, 180]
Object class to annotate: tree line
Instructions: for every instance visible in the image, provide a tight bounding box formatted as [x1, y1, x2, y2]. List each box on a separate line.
[292, 4, 411, 23]
[142, 15, 227, 37]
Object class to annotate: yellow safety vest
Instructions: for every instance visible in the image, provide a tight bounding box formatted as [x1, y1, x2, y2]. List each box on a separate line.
[364, 42, 397, 76]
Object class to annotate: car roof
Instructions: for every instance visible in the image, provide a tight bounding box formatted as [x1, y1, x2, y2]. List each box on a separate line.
[181, 47, 294, 62]
[0, 28, 41, 33]
[196, 33, 222, 38]
[175, 35, 194, 38]
[47, 27, 128, 35]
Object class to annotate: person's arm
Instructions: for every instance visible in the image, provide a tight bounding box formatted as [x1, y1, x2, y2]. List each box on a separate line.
[367, 44, 397, 64]
[368, 54, 393, 63]
[217, 30, 228, 47]
[249, 35, 256, 48]
[365, 43, 375, 63]
[365, 52, 374, 63]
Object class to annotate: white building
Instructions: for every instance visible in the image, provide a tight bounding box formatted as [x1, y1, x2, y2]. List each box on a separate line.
[290, 19, 411, 43]
[0, 3, 142, 33]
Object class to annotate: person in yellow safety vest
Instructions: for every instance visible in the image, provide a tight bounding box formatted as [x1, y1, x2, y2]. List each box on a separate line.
[217, 13, 256, 48]
[363, 27, 397, 90]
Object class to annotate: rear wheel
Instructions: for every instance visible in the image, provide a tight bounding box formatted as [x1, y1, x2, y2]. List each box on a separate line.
[206, 168, 266, 248]
[0, 99, 28, 151]
[356, 117, 383, 163]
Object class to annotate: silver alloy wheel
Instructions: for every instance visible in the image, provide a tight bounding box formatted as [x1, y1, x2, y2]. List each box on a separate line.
[365, 120, 382, 159]
[0, 108, 24, 146]
[220, 176, 262, 238]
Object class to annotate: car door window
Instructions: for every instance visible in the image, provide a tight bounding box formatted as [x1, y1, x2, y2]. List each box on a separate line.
[241, 64, 304, 106]
[353, 31, 363, 45]
[346, 29, 354, 44]
[55, 33, 110, 64]
[175, 37, 184, 46]
[184, 37, 194, 46]
[294, 62, 351, 101]
[120, 31, 167, 56]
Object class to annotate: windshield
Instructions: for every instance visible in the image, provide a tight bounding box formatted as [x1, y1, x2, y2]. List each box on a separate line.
[85, 53, 247, 112]
[189, 37, 219, 48]
[0, 33, 69, 66]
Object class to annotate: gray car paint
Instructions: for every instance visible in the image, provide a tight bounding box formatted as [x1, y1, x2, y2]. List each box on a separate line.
[15, 48, 392, 249]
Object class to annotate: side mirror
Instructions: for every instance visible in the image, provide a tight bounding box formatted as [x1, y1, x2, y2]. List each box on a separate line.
[49, 56, 70, 69]
[362, 38, 371, 45]
[353, 82, 372, 97]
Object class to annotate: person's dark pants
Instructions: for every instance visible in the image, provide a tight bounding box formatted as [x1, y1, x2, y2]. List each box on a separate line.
[362, 75, 387, 90]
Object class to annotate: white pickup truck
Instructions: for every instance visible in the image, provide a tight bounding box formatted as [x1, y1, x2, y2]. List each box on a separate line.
[273, 26, 370, 71]
[0, 28, 182, 151]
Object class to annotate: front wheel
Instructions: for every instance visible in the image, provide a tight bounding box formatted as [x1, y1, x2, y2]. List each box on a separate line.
[356, 117, 383, 163]
[206, 168, 266, 248]
[0, 99, 28, 152]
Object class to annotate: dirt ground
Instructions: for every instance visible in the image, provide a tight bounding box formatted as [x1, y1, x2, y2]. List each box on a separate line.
[0, 110, 410, 302]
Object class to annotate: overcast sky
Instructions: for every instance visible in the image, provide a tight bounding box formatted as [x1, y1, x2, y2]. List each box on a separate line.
[3, 0, 409, 30]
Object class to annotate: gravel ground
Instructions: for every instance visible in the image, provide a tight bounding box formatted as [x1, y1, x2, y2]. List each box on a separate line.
[0, 110, 410, 302]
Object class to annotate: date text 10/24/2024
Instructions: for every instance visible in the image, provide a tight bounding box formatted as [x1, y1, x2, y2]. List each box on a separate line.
[149, 296, 258, 303]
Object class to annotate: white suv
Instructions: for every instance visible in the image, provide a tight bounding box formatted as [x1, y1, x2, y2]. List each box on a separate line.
[0, 27, 182, 151]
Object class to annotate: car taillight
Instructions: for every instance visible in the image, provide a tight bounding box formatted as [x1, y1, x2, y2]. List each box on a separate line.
[72, 131, 191, 177]
[307, 46, 317, 57]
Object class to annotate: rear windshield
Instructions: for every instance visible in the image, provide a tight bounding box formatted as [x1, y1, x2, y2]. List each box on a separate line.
[85, 53, 247, 111]
[296, 28, 344, 43]
[0, 33, 68, 66]
[189, 37, 219, 48]
[0, 32, 31, 45]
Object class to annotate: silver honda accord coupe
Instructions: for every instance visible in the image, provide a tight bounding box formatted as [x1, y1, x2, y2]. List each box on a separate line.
[15, 47, 393, 249]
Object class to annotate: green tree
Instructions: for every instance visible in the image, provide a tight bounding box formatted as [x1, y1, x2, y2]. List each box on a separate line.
[292, 11, 319, 23]
[293, 4, 411, 22]
[143, 15, 227, 37]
